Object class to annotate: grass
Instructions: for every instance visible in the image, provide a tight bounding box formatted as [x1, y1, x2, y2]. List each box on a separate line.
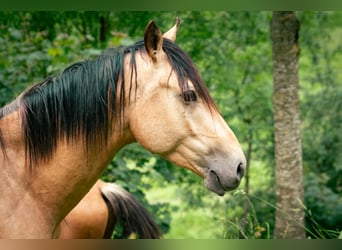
[221, 191, 341, 239]
[145, 184, 222, 238]
[145, 183, 341, 239]
[138, 156, 340, 239]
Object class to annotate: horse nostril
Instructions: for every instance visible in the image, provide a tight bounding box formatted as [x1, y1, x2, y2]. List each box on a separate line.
[236, 163, 244, 181]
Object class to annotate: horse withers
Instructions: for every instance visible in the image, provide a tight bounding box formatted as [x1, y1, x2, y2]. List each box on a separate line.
[0, 17, 246, 238]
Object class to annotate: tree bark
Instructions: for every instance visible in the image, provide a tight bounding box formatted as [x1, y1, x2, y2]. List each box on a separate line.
[271, 11, 306, 239]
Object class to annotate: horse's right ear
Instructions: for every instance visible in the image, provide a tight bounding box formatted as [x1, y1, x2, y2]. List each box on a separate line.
[144, 20, 163, 63]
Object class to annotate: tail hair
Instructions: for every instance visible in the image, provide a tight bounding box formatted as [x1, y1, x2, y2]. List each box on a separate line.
[101, 183, 162, 239]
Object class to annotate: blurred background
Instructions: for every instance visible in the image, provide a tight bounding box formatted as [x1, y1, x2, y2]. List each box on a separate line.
[0, 11, 341, 238]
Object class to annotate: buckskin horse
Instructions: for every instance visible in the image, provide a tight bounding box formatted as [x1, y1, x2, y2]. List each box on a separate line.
[58, 179, 162, 239]
[0, 17, 246, 238]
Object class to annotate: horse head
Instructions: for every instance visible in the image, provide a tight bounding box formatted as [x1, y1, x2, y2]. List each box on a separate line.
[127, 18, 246, 196]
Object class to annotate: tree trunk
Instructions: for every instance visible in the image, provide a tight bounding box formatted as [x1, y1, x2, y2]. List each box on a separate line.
[271, 11, 306, 239]
[100, 14, 109, 43]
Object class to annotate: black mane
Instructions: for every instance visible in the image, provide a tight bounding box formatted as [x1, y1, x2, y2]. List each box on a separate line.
[0, 39, 216, 168]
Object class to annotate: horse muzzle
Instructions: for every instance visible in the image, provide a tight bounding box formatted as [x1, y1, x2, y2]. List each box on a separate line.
[204, 162, 245, 196]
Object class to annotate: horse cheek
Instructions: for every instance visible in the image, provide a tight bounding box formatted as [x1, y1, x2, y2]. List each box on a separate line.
[129, 95, 183, 155]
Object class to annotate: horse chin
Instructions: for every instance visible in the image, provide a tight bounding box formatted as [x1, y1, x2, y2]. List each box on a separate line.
[204, 170, 226, 196]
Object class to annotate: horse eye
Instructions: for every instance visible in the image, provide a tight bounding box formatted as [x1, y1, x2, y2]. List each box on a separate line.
[182, 90, 197, 104]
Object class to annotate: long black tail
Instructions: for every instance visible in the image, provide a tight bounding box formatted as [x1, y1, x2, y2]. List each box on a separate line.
[100, 183, 162, 239]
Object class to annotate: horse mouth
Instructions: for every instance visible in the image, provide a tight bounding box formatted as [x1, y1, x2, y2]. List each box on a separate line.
[204, 170, 226, 196]
[204, 169, 241, 196]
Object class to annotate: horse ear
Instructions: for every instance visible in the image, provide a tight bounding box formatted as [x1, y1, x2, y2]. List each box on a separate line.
[144, 20, 163, 62]
[163, 17, 180, 42]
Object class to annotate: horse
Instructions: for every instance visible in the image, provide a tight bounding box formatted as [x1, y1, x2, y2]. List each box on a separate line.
[58, 179, 162, 239]
[0, 17, 246, 238]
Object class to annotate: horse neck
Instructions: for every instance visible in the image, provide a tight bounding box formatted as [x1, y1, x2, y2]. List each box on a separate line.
[0, 108, 134, 238]
[29, 125, 134, 233]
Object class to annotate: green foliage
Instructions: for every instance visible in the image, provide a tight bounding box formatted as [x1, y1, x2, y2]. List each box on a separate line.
[0, 15, 52, 105]
[298, 11, 342, 236]
[1, 11, 341, 239]
[102, 143, 175, 234]
[218, 190, 272, 239]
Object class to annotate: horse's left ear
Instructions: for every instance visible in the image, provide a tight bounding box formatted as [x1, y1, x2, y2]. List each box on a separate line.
[144, 20, 163, 63]
[163, 17, 180, 42]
